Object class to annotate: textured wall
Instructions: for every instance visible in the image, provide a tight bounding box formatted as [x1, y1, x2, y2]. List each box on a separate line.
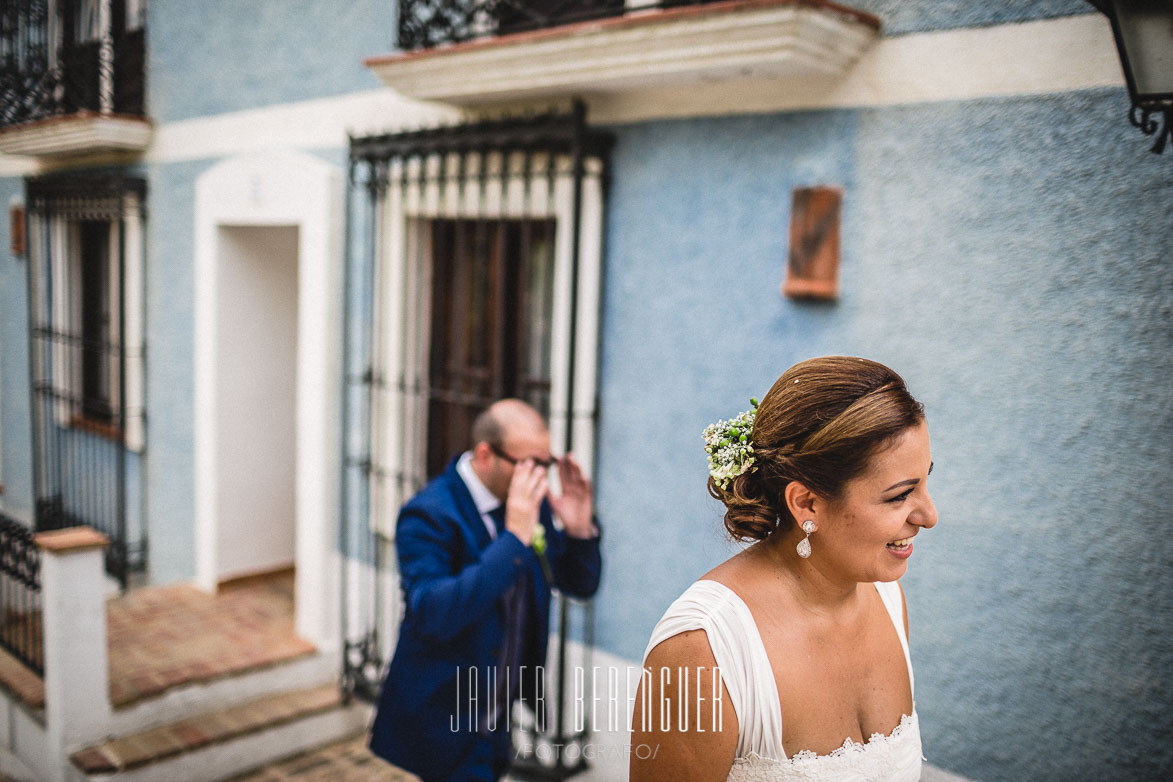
[141, 159, 205, 582]
[147, 0, 396, 122]
[850, 0, 1092, 35]
[0, 177, 33, 520]
[594, 88, 1172, 781]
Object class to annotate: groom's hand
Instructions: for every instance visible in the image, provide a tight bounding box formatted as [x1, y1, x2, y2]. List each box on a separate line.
[504, 459, 547, 546]
[549, 454, 597, 539]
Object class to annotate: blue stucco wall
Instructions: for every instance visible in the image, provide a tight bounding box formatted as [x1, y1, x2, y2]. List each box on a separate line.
[594, 88, 1172, 782]
[851, 0, 1093, 35]
[0, 177, 33, 521]
[147, 0, 396, 122]
[141, 159, 204, 582]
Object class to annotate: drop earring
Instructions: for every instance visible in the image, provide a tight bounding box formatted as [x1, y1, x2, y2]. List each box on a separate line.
[796, 520, 816, 558]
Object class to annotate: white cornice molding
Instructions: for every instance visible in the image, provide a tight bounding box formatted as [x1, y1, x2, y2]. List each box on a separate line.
[366, 0, 881, 104]
[588, 13, 1122, 123]
[0, 114, 153, 158]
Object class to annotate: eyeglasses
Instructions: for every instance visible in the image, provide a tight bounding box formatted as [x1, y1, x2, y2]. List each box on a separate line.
[488, 442, 558, 469]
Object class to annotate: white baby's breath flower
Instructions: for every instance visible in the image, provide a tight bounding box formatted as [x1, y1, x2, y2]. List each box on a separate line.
[703, 399, 759, 490]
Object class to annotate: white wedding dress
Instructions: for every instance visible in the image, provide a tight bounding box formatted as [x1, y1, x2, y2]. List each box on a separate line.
[643, 580, 923, 781]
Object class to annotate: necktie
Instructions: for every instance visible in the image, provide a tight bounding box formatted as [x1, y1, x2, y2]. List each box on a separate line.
[489, 505, 506, 538]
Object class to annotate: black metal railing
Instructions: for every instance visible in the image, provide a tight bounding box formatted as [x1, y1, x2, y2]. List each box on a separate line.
[0, 514, 43, 676]
[397, 0, 722, 50]
[0, 0, 146, 130]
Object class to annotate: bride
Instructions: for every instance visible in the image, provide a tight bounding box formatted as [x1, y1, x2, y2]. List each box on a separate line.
[631, 356, 937, 781]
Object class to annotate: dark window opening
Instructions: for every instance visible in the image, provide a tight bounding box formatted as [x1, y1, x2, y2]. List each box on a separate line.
[426, 218, 556, 479]
[78, 220, 114, 425]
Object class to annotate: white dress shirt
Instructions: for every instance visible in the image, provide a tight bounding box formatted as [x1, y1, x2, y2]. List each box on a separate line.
[455, 451, 501, 540]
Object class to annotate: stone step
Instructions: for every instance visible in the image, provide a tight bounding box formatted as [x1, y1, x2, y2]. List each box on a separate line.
[68, 684, 369, 782]
[101, 650, 338, 741]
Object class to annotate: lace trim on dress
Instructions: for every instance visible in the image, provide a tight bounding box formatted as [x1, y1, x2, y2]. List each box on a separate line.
[727, 712, 922, 782]
[787, 711, 916, 762]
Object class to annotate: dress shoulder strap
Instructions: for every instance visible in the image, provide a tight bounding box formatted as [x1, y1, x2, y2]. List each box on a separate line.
[643, 580, 785, 761]
[874, 580, 915, 699]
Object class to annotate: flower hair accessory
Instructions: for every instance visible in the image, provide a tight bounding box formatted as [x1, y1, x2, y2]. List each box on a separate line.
[704, 398, 759, 490]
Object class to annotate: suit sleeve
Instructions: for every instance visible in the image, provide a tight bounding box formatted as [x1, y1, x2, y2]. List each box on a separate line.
[548, 514, 602, 600]
[396, 505, 530, 643]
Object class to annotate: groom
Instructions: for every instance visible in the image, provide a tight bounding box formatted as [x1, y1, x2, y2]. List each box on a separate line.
[369, 399, 602, 782]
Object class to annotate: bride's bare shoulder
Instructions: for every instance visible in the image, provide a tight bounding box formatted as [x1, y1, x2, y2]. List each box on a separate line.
[699, 544, 773, 596]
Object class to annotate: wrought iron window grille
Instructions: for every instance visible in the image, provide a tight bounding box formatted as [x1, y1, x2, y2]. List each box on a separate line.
[396, 0, 723, 50]
[342, 104, 611, 780]
[25, 172, 147, 588]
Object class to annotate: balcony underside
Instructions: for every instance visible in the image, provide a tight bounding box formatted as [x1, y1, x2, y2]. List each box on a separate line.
[0, 113, 153, 157]
[367, 0, 881, 105]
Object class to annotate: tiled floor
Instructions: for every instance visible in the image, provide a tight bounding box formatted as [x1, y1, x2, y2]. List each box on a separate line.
[227, 736, 420, 782]
[0, 571, 315, 710]
[106, 571, 315, 707]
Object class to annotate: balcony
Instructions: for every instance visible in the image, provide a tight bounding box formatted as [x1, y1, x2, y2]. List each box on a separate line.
[367, 0, 881, 105]
[0, 0, 151, 157]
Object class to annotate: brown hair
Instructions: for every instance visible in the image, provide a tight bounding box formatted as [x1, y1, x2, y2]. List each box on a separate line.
[709, 356, 925, 541]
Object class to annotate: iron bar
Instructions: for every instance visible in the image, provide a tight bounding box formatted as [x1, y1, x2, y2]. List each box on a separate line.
[339, 153, 357, 700]
[0, 512, 43, 676]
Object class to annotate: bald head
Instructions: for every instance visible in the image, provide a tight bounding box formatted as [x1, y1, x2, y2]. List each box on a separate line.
[472, 399, 547, 448]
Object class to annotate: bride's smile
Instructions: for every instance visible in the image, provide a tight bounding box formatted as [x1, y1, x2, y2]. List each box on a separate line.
[809, 421, 937, 582]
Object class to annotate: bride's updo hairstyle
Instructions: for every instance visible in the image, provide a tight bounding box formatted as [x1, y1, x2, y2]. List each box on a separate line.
[710, 356, 925, 541]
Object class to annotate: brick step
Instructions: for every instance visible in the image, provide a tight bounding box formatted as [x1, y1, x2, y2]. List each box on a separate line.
[68, 684, 369, 782]
[101, 649, 338, 742]
[224, 735, 418, 782]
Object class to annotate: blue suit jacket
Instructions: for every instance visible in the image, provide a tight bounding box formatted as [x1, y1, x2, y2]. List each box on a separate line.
[369, 458, 602, 780]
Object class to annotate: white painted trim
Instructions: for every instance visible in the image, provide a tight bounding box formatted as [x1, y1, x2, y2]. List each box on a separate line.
[153, 91, 460, 164]
[548, 167, 576, 462]
[194, 150, 343, 653]
[122, 193, 145, 452]
[192, 193, 219, 595]
[50, 220, 71, 428]
[573, 163, 605, 476]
